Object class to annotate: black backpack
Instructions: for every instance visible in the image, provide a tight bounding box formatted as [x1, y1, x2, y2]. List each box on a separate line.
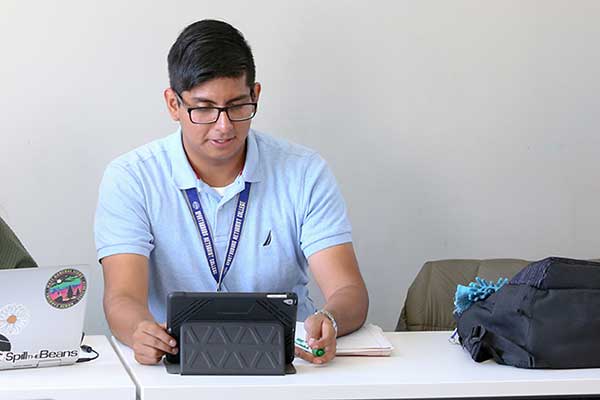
[456, 257, 600, 369]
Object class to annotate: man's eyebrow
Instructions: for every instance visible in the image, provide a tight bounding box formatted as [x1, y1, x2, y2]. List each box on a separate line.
[189, 94, 252, 105]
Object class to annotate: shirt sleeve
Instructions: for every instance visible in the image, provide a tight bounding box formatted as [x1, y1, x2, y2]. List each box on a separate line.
[94, 162, 154, 261]
[299, 153, 352, 258]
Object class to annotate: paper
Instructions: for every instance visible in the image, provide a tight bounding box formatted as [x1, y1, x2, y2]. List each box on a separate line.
[295, 321, 394, 356]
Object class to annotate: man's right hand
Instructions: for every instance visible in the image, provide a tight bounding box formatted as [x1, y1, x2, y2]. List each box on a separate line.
[131, 320, 178, 365]
[101, 254, 178, 365]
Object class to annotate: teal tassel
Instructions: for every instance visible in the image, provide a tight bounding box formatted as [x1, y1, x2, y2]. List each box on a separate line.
[454, 277, 508, 316]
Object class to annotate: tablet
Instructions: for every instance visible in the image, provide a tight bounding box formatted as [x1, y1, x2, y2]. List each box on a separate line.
[165, 292, 298, 365]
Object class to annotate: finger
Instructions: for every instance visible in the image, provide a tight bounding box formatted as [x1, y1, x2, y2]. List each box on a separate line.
[134, 345, 165, 364]
[310, 320, 336, 349]
[320, 342, 337, 364]
[295, 346, 316, 363]
[141, 334, 177, 355]
[310, 341, 335, 364]
[308, 322, 336, 364]
[295, 340, 331, 365]
[142, 322, 177, 348]
[135, 353, 162, 365]
[309, 338, 336, 365]
[134, 342, 167, 359]
[304, 319, 322, 341]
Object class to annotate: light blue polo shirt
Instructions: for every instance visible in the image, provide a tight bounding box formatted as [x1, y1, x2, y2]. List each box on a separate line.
[94, 129, 352, 323]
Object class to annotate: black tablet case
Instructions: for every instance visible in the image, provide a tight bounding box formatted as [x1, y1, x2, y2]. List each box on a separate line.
[165, 292, 298, 374]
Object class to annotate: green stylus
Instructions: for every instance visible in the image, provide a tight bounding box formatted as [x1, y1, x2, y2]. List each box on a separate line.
[295, 337, 325, 357]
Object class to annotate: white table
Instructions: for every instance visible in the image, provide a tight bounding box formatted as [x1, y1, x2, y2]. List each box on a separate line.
[0, 335, 136, 400]
[112, 332, 600, 400]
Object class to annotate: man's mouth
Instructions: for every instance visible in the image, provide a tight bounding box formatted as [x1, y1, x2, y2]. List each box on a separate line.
[209, 137, 235, 148]
[211, 138, 234, 144]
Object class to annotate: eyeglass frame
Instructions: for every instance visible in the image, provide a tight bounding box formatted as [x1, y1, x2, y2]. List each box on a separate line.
[173, 90, 258, 125]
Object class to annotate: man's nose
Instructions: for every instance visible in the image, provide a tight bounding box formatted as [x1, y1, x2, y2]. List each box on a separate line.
[215, 109, 233, 131]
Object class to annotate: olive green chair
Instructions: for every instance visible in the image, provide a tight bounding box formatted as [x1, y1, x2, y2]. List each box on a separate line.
[0, 217, 37, 269]
[396, 259, 529, 331]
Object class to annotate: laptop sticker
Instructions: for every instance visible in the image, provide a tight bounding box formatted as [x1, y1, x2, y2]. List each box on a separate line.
[45, 268, 87, 309]
[0, 304, 30, 335]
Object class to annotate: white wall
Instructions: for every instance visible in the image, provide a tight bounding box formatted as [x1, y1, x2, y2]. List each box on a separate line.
[1, 0, 599, 334]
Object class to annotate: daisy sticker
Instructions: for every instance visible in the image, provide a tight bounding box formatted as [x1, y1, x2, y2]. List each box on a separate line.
[0, 304, 31, 336]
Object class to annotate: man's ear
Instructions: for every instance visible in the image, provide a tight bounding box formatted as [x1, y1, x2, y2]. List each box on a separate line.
[164, 88, 180, 122]
[251, 82, 262, 102]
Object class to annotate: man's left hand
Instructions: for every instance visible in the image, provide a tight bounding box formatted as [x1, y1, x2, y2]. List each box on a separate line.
[296, 312, 337, 364]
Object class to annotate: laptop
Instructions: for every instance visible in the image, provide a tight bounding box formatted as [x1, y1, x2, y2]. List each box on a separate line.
[0, 265, 89, 370]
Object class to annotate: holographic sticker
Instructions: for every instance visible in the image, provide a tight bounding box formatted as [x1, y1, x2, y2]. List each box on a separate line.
[0, 304, 31, 335]
[45, 268, 87, 309]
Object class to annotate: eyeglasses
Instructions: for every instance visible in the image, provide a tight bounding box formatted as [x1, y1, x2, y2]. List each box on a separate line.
[175, 91, 258, 124]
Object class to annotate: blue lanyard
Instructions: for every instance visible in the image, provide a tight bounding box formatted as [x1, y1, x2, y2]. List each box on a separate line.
[184, 182, 251, 291]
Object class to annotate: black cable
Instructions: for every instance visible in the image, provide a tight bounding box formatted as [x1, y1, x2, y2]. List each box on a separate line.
[77, 344, 99, 363]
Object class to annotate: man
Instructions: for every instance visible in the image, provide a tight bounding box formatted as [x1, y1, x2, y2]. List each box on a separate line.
[95, 19, 368, 366]
[0, 217, 37, 269]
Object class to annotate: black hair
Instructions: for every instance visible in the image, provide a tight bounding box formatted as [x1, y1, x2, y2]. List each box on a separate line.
[167, 20, 256, 94]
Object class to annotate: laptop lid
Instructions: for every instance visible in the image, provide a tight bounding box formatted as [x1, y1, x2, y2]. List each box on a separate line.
[0, 265, 89, 370]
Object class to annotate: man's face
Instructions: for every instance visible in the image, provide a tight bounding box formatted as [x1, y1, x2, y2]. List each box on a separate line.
[166, 75, 261, 166]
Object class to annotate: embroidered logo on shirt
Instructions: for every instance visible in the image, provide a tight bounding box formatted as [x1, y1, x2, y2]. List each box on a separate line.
[262, 230, 272, 247]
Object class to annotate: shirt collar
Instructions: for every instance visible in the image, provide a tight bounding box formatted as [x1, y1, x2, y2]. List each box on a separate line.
[168, 128, 263, 190]
[241, 129, 263, 183]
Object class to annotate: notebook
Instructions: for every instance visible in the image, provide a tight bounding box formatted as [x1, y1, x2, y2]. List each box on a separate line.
[295, 321, 394, 356]
[0, 265, 89, 370]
